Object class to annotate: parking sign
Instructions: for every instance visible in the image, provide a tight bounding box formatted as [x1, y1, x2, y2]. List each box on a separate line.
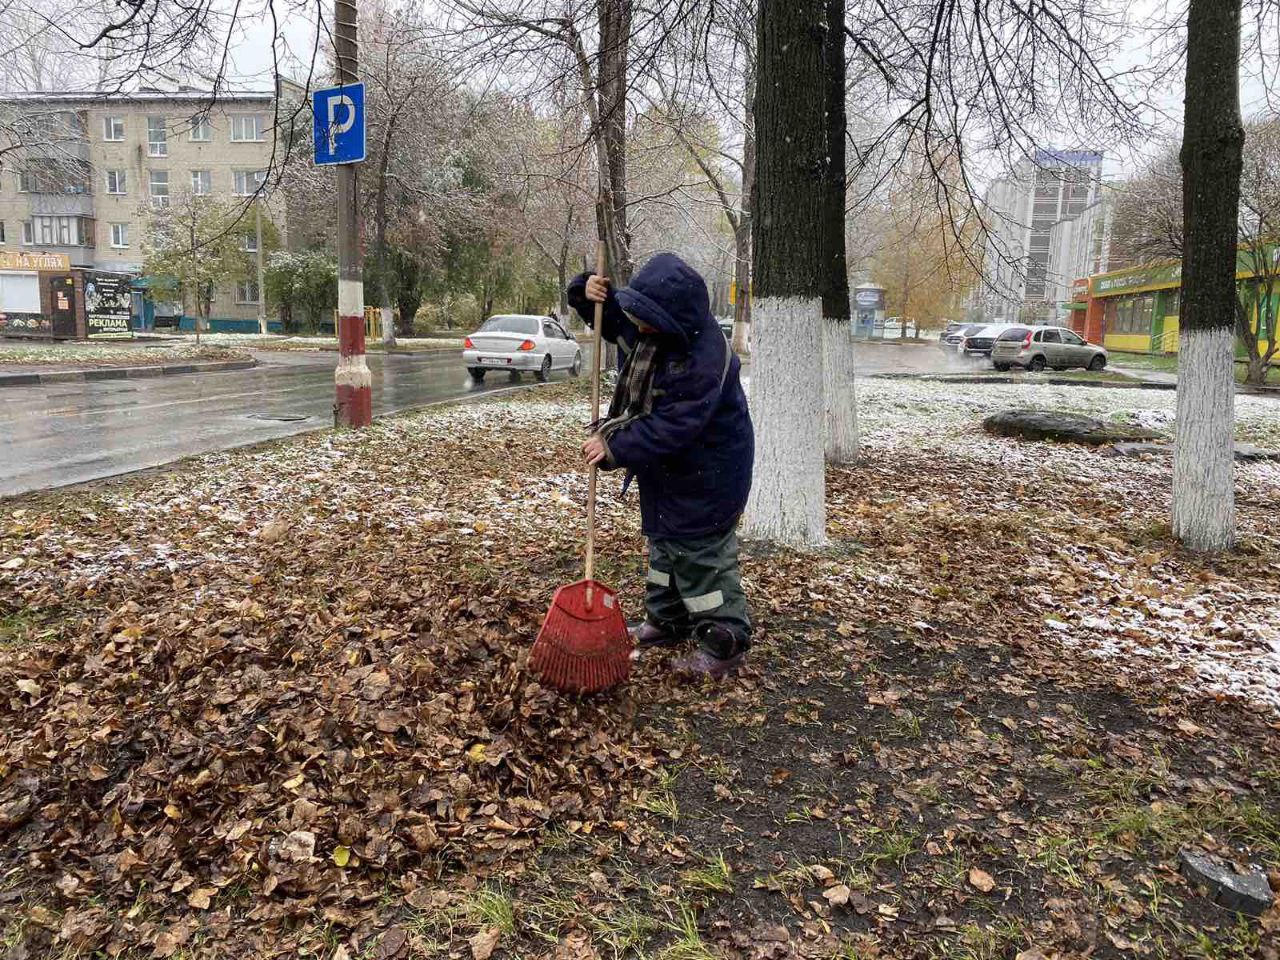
[313, 82, 366, 165]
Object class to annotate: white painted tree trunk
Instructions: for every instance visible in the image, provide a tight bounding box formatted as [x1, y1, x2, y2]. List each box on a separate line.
[742, 297, 827, 547]
[380, 306, 396, 349]
[732, 321, 751, 358]
[823, 318, 858, 463]
[1172, 325, 1236, 551]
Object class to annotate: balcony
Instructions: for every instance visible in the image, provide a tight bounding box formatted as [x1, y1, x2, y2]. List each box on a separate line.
[28, 192, 95, 217]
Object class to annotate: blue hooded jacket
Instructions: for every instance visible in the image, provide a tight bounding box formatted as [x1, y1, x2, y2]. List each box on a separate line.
[568, 253, 754, 540]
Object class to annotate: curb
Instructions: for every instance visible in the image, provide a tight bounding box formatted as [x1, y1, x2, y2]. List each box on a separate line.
[868, 372, 1178, 391]
[0, 358, 257, 388]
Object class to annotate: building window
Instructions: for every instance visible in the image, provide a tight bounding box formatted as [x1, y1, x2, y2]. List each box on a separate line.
[106, 169, 126, 194]
[149, 170, 170, 207]
[235, 279, 260, 303]
[22, 215, 93, 247]
[230, 114, 265, 142]
[0, 221, 4, 243]
[147, 117, 168, 157]
[241, 233, 258, 252]
[103, 116, 125, 141]
[110, 223, 129, 248]
[232, 169, 266, 196]
[18, 170, 37, 193]
[191, 170, 212, 195]
[189, 116, 213, 141]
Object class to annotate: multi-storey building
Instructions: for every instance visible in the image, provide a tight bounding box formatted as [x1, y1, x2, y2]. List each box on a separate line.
[978, 149, 1103, 323]
[0, 87, 279, 329]
[1044, 189, 1124, 320]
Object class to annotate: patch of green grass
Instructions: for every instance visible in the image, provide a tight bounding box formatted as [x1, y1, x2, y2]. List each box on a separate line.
[1028, 834, 1085, 889]
[929, 919, 1026, 960]
[522, 892, 581, 943]
[0, 610, 47, 648]
[460, 884, 517, 936]
[659, 903, 719, 960]
[634, 789, 680, 822]
[590, 904, 663, 954]
[680, 851, 733, 894]
[887, 710, 923, 740]
[856, 827, 918, 872]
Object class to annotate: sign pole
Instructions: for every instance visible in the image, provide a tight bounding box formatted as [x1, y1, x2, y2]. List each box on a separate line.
[333, 0, 371, 427]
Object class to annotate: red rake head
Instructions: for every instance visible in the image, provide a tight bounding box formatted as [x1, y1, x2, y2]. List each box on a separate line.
[530, 579, 633, 694]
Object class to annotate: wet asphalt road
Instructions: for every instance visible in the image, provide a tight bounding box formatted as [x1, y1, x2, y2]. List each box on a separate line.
[0, 349, 568, 497]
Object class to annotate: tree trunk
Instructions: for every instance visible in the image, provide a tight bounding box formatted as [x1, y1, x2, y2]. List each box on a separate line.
[732, 221, 752, 356]
[742, 0, 827, 548]
[1172, 0, 1244, 552]
[374, 133, 397, 349]
[733, 65, 756, 358]
[558, 259, 569, 318]
[597, 0, 634, 284]
[822, 0, 857, 464]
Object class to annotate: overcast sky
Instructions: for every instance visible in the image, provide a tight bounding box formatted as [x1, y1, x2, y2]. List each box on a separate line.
[204, 0, 1278, 184]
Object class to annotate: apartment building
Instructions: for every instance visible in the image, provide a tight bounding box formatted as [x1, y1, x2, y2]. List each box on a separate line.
[1045, 191, 1116, 316]
[978, 149, 1103, 323]
[0, 88, 279, 326]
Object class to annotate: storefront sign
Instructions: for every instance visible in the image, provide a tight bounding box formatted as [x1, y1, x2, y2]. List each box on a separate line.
[0, 250, 71, 272]
[1071, 278, 1090, 300]
[85, 271, 134, 339]
[854, 287, 886, 310]
[1093, 262, 1183, 296]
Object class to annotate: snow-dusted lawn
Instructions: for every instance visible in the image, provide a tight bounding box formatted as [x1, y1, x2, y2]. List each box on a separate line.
[147, 332, 467, 351]
[849, 376, 1280, 715]
[5, 376, 1279, 715]
[0, 341, 246, 367]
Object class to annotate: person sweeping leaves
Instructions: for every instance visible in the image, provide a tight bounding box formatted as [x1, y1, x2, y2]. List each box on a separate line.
[568, 253, 755, 679]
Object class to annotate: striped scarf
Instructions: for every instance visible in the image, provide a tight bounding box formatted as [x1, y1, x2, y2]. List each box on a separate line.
[595, 336, 659, 443]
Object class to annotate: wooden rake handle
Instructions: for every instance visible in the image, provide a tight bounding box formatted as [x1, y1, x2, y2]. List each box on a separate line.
[585, 242, 606, 600]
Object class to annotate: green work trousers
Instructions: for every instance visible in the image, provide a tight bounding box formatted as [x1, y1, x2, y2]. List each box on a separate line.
[644, 526, 751, 646]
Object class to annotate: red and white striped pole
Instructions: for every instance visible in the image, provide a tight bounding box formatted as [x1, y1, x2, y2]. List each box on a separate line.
[333, 0, 371, 428]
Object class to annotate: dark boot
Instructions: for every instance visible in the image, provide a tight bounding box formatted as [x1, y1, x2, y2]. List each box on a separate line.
[629, 620, 690, 650]
[670, 622, 747, 679]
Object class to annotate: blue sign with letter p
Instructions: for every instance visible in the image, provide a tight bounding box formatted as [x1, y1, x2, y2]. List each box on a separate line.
[313, 82, 366, 165]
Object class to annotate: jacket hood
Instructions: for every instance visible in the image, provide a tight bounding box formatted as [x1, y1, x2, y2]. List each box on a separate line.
[615, 253, 711, 345]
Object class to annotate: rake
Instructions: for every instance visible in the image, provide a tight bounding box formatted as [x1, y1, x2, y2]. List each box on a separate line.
[529, 242, 633, 693]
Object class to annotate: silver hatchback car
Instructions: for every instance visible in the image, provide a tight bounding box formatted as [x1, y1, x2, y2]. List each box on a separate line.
[990, 325, 1108, 372]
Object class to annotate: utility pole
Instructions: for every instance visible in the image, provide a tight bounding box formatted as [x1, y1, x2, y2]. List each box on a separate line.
[333, 0, 371, 427]
[255, 201, 267, 335]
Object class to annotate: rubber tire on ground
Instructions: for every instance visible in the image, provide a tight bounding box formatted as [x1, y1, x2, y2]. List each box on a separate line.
[468, 367, 486, 382]
[570, 351, 582, 377]
[536, 354, 553, 383]
[1029, 355, 1047, 372]
[993, 363, 1011, 372]
[1088, 355, 1106, 371]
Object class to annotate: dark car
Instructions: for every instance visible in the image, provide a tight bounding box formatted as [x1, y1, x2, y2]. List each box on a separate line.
[939, 322, 985, 352]
[961, 324, 1016, 358]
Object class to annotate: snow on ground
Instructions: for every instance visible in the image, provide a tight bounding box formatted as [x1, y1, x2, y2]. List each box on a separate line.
[0, 341, 243, 365]
[146, 332, 466, 350]
[852, 376, 1280, 715]
[7, 375, 1280, 713]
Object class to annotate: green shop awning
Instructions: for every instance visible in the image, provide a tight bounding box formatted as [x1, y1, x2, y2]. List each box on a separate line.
[1064, 302, 1088, 311]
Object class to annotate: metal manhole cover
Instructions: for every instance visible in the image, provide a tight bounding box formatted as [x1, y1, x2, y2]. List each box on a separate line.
[247, 413, 309, 422]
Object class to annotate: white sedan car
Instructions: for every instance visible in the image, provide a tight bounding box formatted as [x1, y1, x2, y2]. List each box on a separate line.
[464, 314, 583, 383]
